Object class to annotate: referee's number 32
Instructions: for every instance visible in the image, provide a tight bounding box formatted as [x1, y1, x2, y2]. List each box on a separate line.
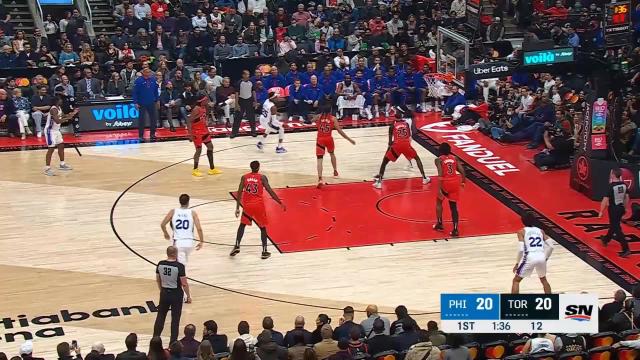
[163, 267, 172, 276]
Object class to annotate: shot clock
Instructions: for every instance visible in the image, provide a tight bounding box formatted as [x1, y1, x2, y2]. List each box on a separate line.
[604, 1, 631, 47]
[441, 294, 598, 333]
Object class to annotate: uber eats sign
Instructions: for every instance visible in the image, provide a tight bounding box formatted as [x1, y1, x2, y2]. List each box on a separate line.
[523, 48, 575, 66]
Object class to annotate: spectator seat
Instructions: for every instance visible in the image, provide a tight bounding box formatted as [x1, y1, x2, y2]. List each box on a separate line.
[557, 351, 587, 360]
[620, 329, 640, 340]
[509, 339, 529, 355]
[587, 346, 613, 360]
[588, 333, 619, 348]
[615, 346, 639, 360]
[481, 340, 508, 359]
[463, 342, 479, 360]
[372, 350, 398, 360]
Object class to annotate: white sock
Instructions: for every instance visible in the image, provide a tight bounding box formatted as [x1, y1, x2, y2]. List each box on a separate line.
[44, 165, 51, 170]
[60, 161, 66, 166]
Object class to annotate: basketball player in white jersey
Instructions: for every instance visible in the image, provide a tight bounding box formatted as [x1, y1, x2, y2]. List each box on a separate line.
[512, 212, 554, 294]
[44, 95, 77, 176]
[257, 91, 286, 153]
[336, 74, 366, 120]
[161, 194, 204, 269]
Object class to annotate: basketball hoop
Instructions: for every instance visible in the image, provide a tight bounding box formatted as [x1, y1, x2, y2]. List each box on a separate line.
[425, 72, 454, 99]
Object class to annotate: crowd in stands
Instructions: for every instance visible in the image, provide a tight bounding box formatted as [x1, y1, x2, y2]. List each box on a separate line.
[4, 293, 640, 360]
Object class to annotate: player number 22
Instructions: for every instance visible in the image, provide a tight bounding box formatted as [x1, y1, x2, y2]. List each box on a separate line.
[529, 236, 542, 247]
[175, 219, 190, 230]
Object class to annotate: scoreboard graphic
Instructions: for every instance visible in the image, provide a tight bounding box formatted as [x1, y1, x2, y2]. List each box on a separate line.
[441, 294, 598, 333]
[604, 1, 631, 47]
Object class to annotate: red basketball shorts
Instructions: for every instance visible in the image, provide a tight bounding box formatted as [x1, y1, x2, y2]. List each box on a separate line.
[241, 201, 268, 227]
[440, 178, 461, 202]
[385, 142, 417, 162]
[193, 132, 212, 148]
[316, 137, 335, 157]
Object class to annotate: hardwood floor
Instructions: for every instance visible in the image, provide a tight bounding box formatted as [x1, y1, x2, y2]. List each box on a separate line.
[0, 128, 619, 358]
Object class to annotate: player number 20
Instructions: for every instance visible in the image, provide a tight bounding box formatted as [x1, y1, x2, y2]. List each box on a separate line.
[175, 219, 190, 230]
[476, 297, 493, 310]
[535, 297, 552, 310]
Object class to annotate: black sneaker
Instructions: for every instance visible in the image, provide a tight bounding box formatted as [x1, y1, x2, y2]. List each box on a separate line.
[619, 250, 631, 258]
[450, 229, 459, 237]
[261, 251, 271, 259]
[433, 223, 444, 231]
[601, 236, 611, 246]
[229, 247, 240, 256]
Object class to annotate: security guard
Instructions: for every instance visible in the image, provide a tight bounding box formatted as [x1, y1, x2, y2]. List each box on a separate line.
[153, 246, 191, 343]
[599, 168, 631, 257]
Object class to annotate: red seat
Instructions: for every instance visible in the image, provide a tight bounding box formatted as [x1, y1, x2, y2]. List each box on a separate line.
[620, 329, 640, 340]
[482, 340, 508, 359]
[615, 346, 639, 360]
[509, 339, 529, 355]
[588, 332, 619, 348]
[587, 346, 613, 360]
[463, 342, 479, 360]
[557, 351, 587, 360]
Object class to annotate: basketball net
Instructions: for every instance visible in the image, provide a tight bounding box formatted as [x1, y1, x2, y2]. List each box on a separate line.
[425, 73, 454, 99]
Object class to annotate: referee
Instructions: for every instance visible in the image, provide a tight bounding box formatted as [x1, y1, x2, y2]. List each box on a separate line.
[153, 246, 191, 344]
[599, 168, 631, 257]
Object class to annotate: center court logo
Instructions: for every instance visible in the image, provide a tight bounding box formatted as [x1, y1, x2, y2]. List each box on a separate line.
[564, 304, 593, 321]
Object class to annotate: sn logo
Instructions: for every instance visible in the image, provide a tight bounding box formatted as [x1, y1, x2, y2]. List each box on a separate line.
[564, 305, 593, 322]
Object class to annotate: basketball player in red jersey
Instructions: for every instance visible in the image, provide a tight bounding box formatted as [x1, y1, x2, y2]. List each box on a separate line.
[187, 93, 222, 177]
[316, 105, 356, 188]
[373, 106, 430, 189]
[434, 142, 466, 237]
[232, 160, 286, 259]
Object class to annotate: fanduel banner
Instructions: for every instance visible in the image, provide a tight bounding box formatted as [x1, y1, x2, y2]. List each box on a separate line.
[78, 101, 140, 131]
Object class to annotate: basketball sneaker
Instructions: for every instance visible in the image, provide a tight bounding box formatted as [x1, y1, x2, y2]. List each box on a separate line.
[261, 251, 271, 259]
[333, 170, 339, 177]
[208, 168, 223, 175]
[44, 168, 56, 176]
[192, 168, 203, 177]
[423, 176, 431, 184]
[619, 250, 631, 258]
[372, 179, 382, 189]
[229, 246, 240, 256]
[450, 229, 459, 237]
[433, 222, 444, 231]
[276, 146, 287, 154]
[59, 163, 73, 171]
[256, 141, 264, 150]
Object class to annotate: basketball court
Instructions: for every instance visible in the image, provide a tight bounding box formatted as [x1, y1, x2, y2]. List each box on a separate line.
[0, 112, 625, 357]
